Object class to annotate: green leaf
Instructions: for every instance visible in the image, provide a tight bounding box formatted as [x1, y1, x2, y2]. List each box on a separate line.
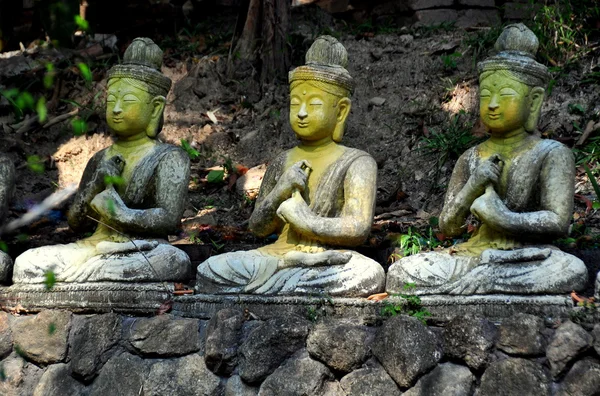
[71, 118, 88, 136]
[104, 175, 125, 186]
[0, 241, 7, 253]
[180, 139, 200, 160]
[16, 92, 34, 110]
[568, 103, 586, 115]
[36, 97, 47, 122]
[27, 155, 45, 174]
[207, 169, 225, 183]
[44, 270, 56, 290]
[48, 322, 56, 335]
[77, 63, 92, 82]
[74, 15, 89, 31]
[593, 201, 600, 210]
[107, 199, 116, 216]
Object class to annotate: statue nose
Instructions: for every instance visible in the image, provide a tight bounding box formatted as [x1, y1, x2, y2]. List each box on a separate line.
[298, 104, 308, 120]
[488, 95, 500, 111]
[112, 100, 123, 115]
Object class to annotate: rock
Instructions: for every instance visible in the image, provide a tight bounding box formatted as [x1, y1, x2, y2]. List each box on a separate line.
[479, 358, 551, 396]
[205, 308, 244, 375]
[315, 0, 349, 13]
[414, 9, 458, 26]
[372, 315, 442, 388]
[403, 362, 474, 396]
[33, 363, 85, 396]
[236, 164, 267, 196]
[127, 314, 200, 356]
[457, 9, 500, 28]
[408, 0, 453, 10]
[11, 310, 71, 364]
[70, 313, 122, 381]
[497, 313, 546, 356]
[258, 350, 337, 396]
[504, 2, 537, 19]
[556, 358, 600, 396]
[144, 354, 221, 396]
[239, 315, 311, 383]
[225, 375, 259, 396]
[0, 353, 43, 396]
[457, 0, 494, 6]
[369, 97, 386, 107]
[89, 352, 149, 396]
[593, 324, 600, 356]
[307, 320, 373, 373]
[444, 314, 496, 371]
[339, 359, 401, 396]
[0, 311, 12, 359]
[547, 321, 593, 378]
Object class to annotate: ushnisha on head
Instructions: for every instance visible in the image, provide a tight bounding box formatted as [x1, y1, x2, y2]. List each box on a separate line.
[106, 38, 172, 139]
[288, 36, 354, 143]
[477, 24, 550, 133]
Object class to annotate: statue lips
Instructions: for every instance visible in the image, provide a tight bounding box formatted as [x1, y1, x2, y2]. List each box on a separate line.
[297, 121, 309, 128]
[112, 117, 124, 124]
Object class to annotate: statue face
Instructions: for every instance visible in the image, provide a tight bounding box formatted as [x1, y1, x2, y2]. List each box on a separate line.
[479, 71, 531, 135]
[289, 81, 340, 143]
[106, 79, 154, 138]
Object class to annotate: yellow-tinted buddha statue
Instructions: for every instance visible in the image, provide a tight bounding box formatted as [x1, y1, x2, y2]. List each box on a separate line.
[387, 24, 588, 295]
[195, 36, 385, 296]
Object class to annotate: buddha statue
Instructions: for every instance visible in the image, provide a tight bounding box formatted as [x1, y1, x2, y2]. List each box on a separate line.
[12, 38, 192, 284]
[195, 36, 385, 296]
[0, 154, 15, 282]
[387, 24, 588, 295]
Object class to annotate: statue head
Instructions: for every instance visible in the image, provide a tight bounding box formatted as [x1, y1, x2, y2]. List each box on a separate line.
[106, 38, 172, 139]
[477, 24, 550, 134]
[288, 36, 353, 143]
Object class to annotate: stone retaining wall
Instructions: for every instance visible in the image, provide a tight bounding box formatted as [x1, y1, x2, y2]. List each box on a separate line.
[1, 309, 599, 395]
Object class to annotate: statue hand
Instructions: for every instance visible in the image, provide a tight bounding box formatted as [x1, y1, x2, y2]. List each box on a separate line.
[471, 154, 503, 193]
[90, 187, 125, 220]
[276, 190, 312, 228]
[470, 184, 504, 223]
[278, 160, 312, 199]
[94, 154, 125, 188]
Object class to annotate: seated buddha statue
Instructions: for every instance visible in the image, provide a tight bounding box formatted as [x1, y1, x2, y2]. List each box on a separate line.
[12, 38, 191, 284]
[195, 36, 385, 296]
[387, 24, 588, 295]
[0, 154, 15, 282]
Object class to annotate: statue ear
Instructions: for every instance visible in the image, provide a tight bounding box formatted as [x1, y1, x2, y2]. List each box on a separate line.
[146, 95, 166, 138]
[332, 97, 351, 143]
[524, 87, 544, 132]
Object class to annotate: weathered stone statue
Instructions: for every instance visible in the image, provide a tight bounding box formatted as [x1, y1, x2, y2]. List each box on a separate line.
[0, 155, 15, 282]
[13, 38, 191, 284]
[196, 36, 385, 296]
[387, 24, 587, 295]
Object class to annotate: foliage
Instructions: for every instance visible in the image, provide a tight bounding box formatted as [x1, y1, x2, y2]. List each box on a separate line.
[441, 52, 461, 71]
[420, 110, 484, 166]
[381, 283, 431, 324]
[391, 221, 442, 260]
[181, 139, 201, 160]
[463, 25, 504, 66]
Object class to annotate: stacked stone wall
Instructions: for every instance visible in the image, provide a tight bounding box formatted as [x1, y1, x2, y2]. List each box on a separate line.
[0, 309, 599, 395]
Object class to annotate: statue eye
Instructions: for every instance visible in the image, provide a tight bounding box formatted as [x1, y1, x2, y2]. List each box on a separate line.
[500, 88, 517, 96]
[480, 89, 491, 97]
[123, 94, 139, 102]
[290, 99, 300, 106]
[309, 99, 323, 106]
[107, 94, 116, 102]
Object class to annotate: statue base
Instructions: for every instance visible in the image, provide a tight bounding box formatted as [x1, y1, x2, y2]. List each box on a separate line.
[0, 284, 579, 322]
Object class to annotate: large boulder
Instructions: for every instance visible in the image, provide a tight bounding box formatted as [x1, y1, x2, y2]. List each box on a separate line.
[70, 313, 122, 381]
[0, 353, 44, 396]
[372, 315, 442, 388]
[239, 315, 311, 383]
[443, 314, 497, 371]
[592, 324, 600, 356]
[11, 310, 71, 364]
[403, 362, 474, 396]
[546, 321, 593, 378]
[0, 311, 12, 359]
[144, 354, 221, 396]
[33, 363, 85, 396]
[258, 350, 339, 396]
[497, 313, 546, 356]
[478, 358, 551, 396]
[127, 314, 200, 357]
[556, 358, 600, 396]
[307, 319, 373, 373]
[205, 308, 244, 375]
[339, 359, 401, 396]
[89, 352, 149, 396]
[225, 375, 259, 396]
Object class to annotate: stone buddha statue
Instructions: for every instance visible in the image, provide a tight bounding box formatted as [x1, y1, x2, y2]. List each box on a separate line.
[195, 36, 385, 296]
[12, 38, 192, 284]
[387, 24, 588, 295]
[0, 154, 15, 282]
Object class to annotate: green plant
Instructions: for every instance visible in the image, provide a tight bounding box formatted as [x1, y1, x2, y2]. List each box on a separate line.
[441, 52, 461, 71]
[463, 25, 504, 67]
[181, 139, 201, 160]
[381, 283, 431, 324]
[396, 227, 423, 257]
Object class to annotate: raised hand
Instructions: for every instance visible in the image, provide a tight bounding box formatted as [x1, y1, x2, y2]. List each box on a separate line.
[277, 160, 312, 199]
[93, 154, 125, 188]
[470, 154, 503, 193]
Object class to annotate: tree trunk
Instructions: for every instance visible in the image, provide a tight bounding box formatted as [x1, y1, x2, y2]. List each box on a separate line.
[231, 0, 290, 84]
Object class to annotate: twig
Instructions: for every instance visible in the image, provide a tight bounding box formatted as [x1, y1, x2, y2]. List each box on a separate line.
[575, 120, 600, 146]
[14, 115, 39, 134]
[43, 108, 79, 129]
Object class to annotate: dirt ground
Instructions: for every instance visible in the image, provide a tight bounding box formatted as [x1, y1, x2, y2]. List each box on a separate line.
[1, 6, 600, 287]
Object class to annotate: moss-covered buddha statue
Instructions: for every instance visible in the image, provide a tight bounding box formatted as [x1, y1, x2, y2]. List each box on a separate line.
[387, 24, 588, 295]
[195, 36, 385, 296]
[13, 38, 191, 284]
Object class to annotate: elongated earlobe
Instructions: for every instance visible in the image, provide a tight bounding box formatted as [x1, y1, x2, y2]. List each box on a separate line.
[524, 87, 544, 132]
[333, 98, 351, 142]
[147, 96, 166, 138]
